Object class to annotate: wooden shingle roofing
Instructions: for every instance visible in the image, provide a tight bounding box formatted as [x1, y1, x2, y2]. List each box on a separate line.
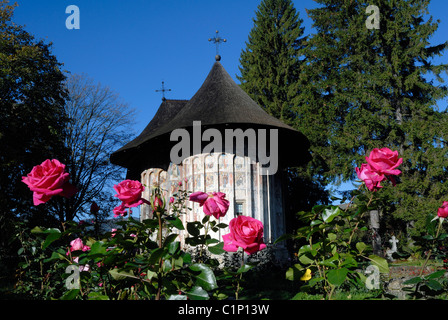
[110, 61, 310, 179]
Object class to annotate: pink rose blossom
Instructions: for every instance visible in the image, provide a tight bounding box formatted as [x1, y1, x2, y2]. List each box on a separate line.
[189, 191, 229, 219]
[189, 191, 209, 206]
[68, 238, 90, 256]
[202, 192, 230, 219]
[437, 201, 448, 219]
[113, 180, 145, 208]
[153, 196, 165, 212]
[113, 203, 127, 217]
[365, 148, 403, 177]
[223, 216, 266, 255]
[21, 159, 78, 205]
[355, 163, 385, 192]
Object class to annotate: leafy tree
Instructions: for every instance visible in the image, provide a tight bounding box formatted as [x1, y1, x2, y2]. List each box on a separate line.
[0, 0, 69, 287]
[48, 74, 136, 223]
[0, 1, 69, 220]
[295, 0, 448, 235]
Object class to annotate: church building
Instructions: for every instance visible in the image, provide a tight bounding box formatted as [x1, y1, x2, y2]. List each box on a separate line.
[110, 55, 310, 251]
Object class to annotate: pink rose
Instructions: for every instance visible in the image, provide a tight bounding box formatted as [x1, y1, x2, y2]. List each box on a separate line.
[223, 216, 267, 255]
[153, 196, 165, 212]
[21, 159, 78, 205]
[355, 163, 385, 192]
[365, 148, 403, 176]
[437, 201, 448, 219]
[189, 191, 229, 219]
[113, 180, 145, 208]
[113, 203, 127, 218]
[203, 192, 230, 219]
[189, 191, 209, 205]
[69, 238, 90, 253]
[169, 197, 175, 204]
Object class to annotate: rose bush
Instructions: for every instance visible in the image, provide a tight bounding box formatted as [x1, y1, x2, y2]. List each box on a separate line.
[286, 148, 403, 299]
[17, 161, 269, 300]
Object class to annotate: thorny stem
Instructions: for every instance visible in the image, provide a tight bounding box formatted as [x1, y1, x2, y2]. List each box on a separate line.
[156, 211, 163, 300]
[412, 219, 443, 298]
[419, 219, 442, 278]
[235, 249, 244, 300]
[347, 192, 375, 246]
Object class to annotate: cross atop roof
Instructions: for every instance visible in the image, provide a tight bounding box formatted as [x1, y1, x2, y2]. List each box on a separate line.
[155, 81, 171, 101]
[208, 30, 227, 61]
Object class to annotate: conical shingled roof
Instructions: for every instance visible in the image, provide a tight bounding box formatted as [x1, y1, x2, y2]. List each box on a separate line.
[110, 61, 310, 179]
[153, 61, 295, 132]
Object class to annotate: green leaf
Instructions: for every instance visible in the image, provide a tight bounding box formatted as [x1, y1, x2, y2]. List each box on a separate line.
[186, 286, 209, 300]
[427, 279, 443, 291]
[356, 242, 367, 254]
[60, 289, 80, 300]
[327, 268, 349, 286]
[202, 215, 210, 224]
[163, 233, 179, 247]
[148, 247, 166, 265]
[168, 241, 180, 255]
[286, 264, 305, 281]
[89, 241, 107, 255]
[327, 233, 337, 242]
[426, 270, 446, 280]
[31, 226, 44, 234]
[208, 242, 225, 255]
[88, 292, 110, 300]
[43, 250, 66, 262]
[42, 232, 62, 250]
[322, 206, 341, 223]
[298, 252, 314, 265]
[168, 294, 188, 300]
[189, 263, 217, 291]
[274, 233, 294, 244]
[187, 221, 202, 236]
[237, 264, 253, 274]
[108, 268, 137, 281]
[165, 216, 184, 230]
[403, 277, 423, 285]
[368, 255, 389, 273]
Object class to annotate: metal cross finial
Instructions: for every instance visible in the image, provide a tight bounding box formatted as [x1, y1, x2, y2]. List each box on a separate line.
[155, 81, 171, 101]
[208, 30, 227, 61]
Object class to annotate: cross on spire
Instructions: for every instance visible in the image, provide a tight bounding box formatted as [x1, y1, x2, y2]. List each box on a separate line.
[208, 30, 227, 61]
[155, 81, 171, 101]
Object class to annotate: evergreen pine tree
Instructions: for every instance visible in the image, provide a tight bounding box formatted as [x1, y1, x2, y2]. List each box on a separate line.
[238, 0, 306, 124]
[238, 0, 329, 224]
[296, 0, 448, 235]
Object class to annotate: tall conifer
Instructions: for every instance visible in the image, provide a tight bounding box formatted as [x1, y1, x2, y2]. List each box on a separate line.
[296, 0, 448, 234]
[238, 0, 306, 124]
[238, 0, 329, 222]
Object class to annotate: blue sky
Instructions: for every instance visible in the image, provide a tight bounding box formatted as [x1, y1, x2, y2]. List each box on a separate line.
[11, 0, 448, 200]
